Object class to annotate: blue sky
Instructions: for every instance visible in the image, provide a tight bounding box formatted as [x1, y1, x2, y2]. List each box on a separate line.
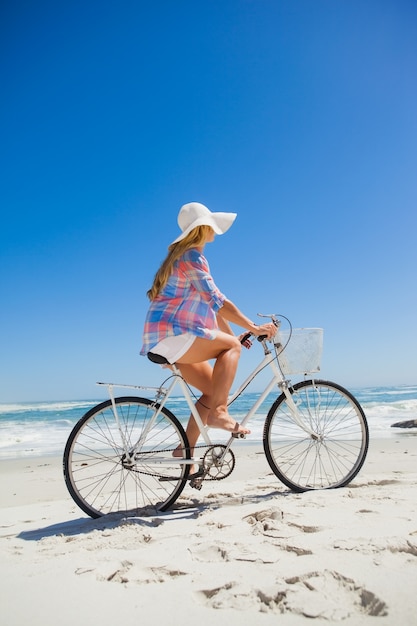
[1, 0, 416, 402]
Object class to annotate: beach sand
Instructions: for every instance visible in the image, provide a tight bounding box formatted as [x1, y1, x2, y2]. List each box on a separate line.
[1, 435, 416, 625]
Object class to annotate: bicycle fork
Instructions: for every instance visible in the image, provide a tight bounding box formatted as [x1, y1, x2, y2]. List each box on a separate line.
[268, 359, 320, 439]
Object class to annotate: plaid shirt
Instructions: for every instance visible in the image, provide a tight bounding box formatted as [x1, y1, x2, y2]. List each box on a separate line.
[140, 249, 226, 356]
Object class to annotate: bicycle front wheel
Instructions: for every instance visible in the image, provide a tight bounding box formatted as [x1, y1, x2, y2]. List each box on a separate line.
[263, 380, 369, 491]
[63, 397, 191, 518]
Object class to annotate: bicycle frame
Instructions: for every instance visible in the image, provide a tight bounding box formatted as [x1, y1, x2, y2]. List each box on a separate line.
[65, 316, 369, 517]
[98, 335, 319, 466]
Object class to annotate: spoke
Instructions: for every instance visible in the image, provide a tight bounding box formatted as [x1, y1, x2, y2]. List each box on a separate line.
[264, 381, 368, 491]
[64, 399, 189, 517]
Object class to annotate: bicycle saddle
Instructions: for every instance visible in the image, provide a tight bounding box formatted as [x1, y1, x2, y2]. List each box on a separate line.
[147, 351, 171, 366]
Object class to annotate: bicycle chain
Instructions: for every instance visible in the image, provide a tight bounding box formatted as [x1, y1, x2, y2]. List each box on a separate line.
[124, 444, 233, 482]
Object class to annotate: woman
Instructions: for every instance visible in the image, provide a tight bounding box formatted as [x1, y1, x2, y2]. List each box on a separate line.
[141, 202, 276, 453]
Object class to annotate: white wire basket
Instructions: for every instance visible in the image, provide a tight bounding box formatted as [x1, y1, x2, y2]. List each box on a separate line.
[274, 328, 323, 376]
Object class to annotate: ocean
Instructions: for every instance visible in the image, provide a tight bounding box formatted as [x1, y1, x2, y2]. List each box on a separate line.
[0, 384, 416, 460]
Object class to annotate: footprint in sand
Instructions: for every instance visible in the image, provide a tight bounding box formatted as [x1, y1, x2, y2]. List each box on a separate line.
[283, 570, 389, 618]
[243, 507, 322, 540]
[104, 560, 133, 583]
[190, 542, 229, 562]
[243, 507, 283, 534]
[95, 561, 189, 585]
[287, 522, 321, 534]
[197, 569, 388, 618]
[334, 537, 417, 557]
[243, 507, 284, 524]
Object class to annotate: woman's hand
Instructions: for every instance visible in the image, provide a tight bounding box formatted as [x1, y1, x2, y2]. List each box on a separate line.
[252, 322, 276, 340]
[238, 332, 253, 349]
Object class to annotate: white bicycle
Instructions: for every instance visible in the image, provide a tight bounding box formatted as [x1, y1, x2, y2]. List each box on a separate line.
[63, 314, 369, 518]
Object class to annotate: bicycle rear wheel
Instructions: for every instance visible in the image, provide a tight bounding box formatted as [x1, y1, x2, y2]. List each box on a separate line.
[63, 397, 191, 517]
[263, 380, 369, 491]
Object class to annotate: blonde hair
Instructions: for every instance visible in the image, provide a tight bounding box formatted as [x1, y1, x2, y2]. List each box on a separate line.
[147, 225, 213, 300]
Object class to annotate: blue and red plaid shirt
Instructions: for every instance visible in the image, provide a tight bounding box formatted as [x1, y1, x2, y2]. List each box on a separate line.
[140, 248, 226, 356]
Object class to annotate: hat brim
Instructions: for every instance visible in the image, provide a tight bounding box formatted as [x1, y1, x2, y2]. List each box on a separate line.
[171, 212, 237, 244]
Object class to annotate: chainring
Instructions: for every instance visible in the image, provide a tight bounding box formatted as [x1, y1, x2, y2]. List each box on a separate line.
[202, 445, 236, 480]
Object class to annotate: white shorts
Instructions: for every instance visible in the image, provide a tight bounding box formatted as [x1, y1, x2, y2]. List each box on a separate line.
[151, 333, 196, 364]
[151, 329, 219, 364]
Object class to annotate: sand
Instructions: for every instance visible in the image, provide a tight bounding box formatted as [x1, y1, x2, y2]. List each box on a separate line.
[1, 435, 416, 625]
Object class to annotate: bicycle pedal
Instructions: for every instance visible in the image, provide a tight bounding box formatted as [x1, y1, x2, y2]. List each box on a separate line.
[232, 432, 246, 439]
[190, 478, 203, 490]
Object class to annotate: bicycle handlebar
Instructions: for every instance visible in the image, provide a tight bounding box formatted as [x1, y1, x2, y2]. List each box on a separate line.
[240, 319, 279, 345]
[240, 332, 253, 344]
[240, 332, 268, 344]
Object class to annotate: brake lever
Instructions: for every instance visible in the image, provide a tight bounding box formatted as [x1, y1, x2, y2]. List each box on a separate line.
[240, 332, 253, 345]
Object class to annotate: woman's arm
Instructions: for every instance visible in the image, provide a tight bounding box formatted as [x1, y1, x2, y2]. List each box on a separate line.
[219, 299, 272, 336]
[216, 312, 234, 335]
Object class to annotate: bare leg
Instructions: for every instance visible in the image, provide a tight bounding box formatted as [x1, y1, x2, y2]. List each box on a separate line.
[172, 362, 213, 461]
[184, 396, 211, 451]
[207, 341, 245, 431]
[177, 333, 250, 435]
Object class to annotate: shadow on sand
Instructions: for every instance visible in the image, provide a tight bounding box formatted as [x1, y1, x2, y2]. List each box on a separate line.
[18, 487, 285, 541]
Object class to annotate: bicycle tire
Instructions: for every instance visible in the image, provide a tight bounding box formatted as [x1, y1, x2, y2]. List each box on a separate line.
[63, 396, 191, 518]
[263, 380, 369, 491]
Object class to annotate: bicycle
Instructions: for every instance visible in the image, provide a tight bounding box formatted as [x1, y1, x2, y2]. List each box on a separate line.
[63, 314, 369, 518]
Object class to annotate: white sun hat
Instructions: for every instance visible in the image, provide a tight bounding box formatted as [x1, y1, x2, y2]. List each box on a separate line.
[171, 202, 237, 244]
